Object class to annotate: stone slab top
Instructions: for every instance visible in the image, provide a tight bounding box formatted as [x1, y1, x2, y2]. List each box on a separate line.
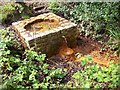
[12, 13, 77, 41]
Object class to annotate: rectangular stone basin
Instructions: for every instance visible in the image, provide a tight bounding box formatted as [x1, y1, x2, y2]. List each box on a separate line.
[12, 13, 77, 56]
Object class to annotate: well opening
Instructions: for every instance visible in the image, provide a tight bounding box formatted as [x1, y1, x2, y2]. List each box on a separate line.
[24, 16, 60, 32]
[12, 13, 78, 57]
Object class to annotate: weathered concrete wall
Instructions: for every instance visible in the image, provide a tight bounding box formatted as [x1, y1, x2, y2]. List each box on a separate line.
[12, 13, 78, 57]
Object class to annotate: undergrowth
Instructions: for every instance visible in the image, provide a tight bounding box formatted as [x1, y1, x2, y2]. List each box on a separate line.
[0, 29, 67, 89]
[72, 61, 120, 88]
[49, 2, 120, 56]
[0, 2, 33, 26]
[0, 1, 120, 89]
[0, 29, 120, 89]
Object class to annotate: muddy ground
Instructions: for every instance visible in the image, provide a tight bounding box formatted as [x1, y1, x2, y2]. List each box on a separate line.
[46, 35, 119, 84]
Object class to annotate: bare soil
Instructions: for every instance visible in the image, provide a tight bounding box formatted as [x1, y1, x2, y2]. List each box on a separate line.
[46, 35, 119, 83]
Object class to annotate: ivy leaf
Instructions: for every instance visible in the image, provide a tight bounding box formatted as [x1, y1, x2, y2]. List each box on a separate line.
[84, 82, 91, 88]
[72, 71, 81, 80]
[81, 59, 87, 66]
[32, 83, 40, 88]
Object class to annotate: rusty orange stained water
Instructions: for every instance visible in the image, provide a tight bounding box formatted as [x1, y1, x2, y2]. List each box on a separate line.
[59, 36, 76, 61]
[30, 18, 60, 32]
[74, 50, 119, 67]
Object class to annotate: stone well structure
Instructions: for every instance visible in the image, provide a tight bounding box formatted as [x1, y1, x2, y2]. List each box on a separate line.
[12, 13, 77, 56]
